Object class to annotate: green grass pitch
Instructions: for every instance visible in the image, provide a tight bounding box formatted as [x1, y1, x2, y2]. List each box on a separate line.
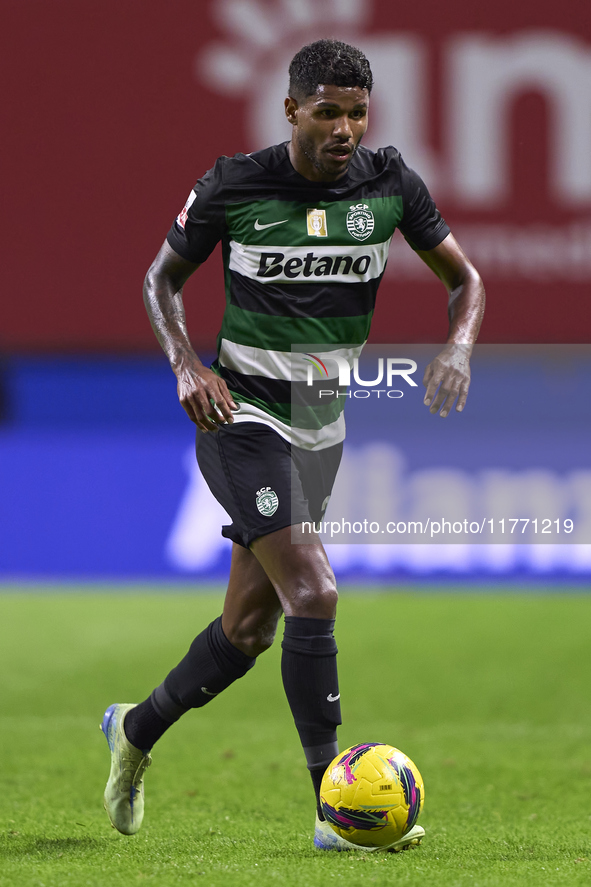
[1, 588, 591, 886]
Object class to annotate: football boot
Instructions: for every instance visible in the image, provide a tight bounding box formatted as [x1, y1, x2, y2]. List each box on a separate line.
[100, 703, 152, 835]
[314, 814, 424, 852]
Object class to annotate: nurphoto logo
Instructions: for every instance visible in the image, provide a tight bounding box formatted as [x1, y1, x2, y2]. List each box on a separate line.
[303, 354, 418, 399]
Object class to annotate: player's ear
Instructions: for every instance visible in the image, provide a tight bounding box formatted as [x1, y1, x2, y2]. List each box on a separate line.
[285, 96, 298, 125]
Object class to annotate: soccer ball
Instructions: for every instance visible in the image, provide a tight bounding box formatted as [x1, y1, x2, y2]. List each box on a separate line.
[320, 743, 424, 849]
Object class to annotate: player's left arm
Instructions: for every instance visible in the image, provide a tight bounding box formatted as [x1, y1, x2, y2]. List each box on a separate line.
[416, 232, 485, 417]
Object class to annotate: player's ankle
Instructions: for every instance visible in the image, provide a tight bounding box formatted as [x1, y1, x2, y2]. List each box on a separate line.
[123, 698, 171, 750]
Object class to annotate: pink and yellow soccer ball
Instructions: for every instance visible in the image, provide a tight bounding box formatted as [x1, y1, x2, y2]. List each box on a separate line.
[320, 743, 425, 849]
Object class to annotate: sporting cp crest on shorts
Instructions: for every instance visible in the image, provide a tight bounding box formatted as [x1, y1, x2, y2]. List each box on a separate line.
[256, 487, 279, 517]
[346, 203, 375, 241]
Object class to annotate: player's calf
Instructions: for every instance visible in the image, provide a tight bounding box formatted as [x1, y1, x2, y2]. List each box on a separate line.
[222, 607, 282, 658]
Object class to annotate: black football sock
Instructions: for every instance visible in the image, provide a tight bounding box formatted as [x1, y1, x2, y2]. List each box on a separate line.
[124, 616, 255, 751]
[281, 616, 341, 817]
[158, 615, 255, 713]
[124, 697, 171, 751]
[309, 764, 329, 820]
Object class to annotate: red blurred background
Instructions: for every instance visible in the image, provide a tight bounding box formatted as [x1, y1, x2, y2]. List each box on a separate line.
[3, 0, 590, 351]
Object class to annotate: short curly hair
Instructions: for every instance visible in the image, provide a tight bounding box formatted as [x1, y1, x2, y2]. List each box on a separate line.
[288, 39, 373, 100]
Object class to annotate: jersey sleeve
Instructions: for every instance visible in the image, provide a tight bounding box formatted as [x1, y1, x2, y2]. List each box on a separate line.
[166, 158, 226, 263]
[397, 157, 450, 251]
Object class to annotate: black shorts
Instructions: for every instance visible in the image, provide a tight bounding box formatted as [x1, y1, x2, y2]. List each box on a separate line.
[195, 422, 342, 548]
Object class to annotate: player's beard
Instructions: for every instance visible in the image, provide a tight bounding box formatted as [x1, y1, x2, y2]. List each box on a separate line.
[295, 129, 359, 179]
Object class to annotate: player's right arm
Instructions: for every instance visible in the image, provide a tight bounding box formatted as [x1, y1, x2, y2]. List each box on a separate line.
[143, 240, 237, 432]
[396, 155, 484, 418]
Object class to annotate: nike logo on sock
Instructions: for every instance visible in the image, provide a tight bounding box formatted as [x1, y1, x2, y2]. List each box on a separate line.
[327, 693, 340, 702]
[201, 687, 218, 696]
[254, 218, 288, 230]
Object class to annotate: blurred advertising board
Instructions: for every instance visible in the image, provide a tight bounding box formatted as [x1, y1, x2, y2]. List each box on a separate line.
[0, 348, 589, 581]
[2, 0, 591, 350]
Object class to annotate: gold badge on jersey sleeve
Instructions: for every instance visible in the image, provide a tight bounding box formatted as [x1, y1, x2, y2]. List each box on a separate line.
[307, 208, 328, 237]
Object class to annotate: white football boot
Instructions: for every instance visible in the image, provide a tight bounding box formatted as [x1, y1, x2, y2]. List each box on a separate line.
[314, 815, 425, 852]
[100, 703, 152, 835]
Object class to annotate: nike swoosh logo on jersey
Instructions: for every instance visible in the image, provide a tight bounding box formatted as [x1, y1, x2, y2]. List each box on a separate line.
[327, 693, 340, 702]
[254, 219, 289, 230]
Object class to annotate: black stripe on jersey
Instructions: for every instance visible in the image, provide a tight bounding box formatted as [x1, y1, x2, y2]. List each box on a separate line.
[221, 144, 404, 201]
[228, 270, 381, 319]
[216, 365, 343, 408]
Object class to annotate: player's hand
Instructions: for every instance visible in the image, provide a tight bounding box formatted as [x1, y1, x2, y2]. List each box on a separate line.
[175, 363, 238, 432]
[423, 344, 471, 418]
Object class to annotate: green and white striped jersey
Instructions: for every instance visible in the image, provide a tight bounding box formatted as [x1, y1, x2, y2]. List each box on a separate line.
[167, 142, 449, 450]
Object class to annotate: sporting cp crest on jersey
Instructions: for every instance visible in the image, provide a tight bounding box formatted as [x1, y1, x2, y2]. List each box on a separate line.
[256, 487, 279, 517]
[307, 208, 328, 237]
[346, 203, 375, 241]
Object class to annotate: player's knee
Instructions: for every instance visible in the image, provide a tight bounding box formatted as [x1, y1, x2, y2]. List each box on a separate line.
[307, 586, 339, 618]
[291, 573, 338, 619]
[324, 584, 339, 615]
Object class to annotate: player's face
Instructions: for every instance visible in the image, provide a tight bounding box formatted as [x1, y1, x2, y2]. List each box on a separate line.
[285, 85, 369, 182]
